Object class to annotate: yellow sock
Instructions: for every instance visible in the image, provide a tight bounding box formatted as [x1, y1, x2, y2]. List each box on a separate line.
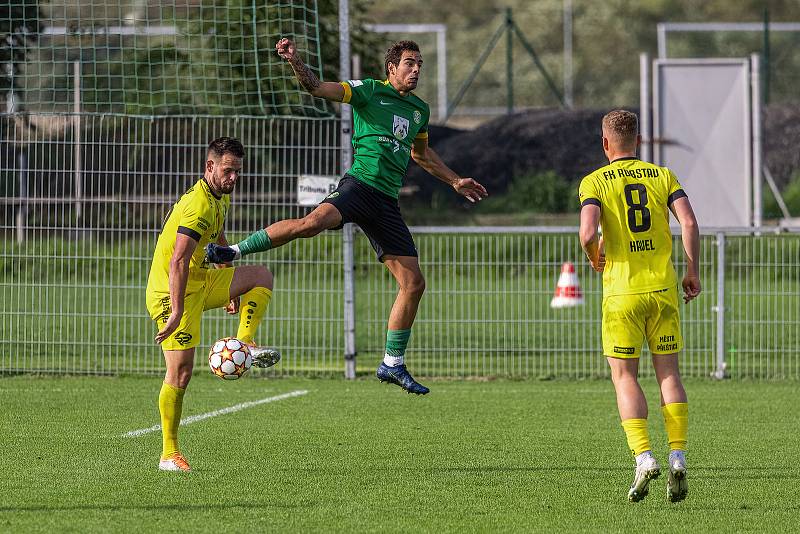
[159, 382, 185, 459]
[236, 287, 272, 345]
[662, 402, 688, 451]
[621, 418, 652, 457]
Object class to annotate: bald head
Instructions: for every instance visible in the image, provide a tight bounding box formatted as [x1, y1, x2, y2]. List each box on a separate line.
[602, 110, 639, 153]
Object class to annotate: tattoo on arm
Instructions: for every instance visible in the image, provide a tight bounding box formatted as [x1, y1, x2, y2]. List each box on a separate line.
[290, 58, 321, 93]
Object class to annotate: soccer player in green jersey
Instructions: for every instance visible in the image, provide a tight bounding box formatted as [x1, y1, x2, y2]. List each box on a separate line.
[579, 110, 700, 502]
[146, 137, 281, 472]
[206, 38, 488, 394]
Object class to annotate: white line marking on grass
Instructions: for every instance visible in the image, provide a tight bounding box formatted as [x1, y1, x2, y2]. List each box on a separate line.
[122, 389, 308, 438]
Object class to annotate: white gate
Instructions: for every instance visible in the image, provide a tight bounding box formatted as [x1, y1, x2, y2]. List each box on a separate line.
[643, 57, 761, 228]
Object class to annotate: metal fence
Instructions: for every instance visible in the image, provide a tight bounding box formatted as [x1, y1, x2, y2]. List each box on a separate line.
[355, 227, 799, 380]
[2, 114, 799, 379]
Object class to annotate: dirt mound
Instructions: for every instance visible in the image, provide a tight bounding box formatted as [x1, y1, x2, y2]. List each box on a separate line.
[404, 109, 608, 209]
[764, 105, 800, 189]
[403, 105, 800, 210]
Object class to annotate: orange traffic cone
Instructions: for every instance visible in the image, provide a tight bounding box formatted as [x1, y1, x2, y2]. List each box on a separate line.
[550, 262, 584, 308]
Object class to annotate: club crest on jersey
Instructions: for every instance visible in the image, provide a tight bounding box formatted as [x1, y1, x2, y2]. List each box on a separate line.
[413, 110, 422, 124]
[392, 115, 409, 140]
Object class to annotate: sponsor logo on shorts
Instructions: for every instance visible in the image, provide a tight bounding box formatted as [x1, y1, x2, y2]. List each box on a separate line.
[614, 346, 635, 355]
[174, 332, 193, 346]
[326, 191, 340, 199]
[656, 334, 678, 352]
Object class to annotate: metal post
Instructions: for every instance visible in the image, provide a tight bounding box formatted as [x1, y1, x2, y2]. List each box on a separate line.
[651, 59, 661, 165]
[8, 83, 27, 244]
[657, 22, 667, 58]
[713, 232, 727, 379]
[751, 54, 762, 228]
[436, 27, 447, 121]
[16, 150, 28, 244]
[563, 0, 573, 108]
[73, 60, 83, 229]
[506, 7, 513, 115]
[762, 8, 770, 104]
[339, 0, 357, 379]
[639, 53, 651, 162]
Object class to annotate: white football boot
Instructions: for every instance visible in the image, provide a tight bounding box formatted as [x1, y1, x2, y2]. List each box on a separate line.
[248, 345, 281, 368]
[628, 452, 661, 502]
[667, 450, 688, 503]
[158, 453, 191, 472]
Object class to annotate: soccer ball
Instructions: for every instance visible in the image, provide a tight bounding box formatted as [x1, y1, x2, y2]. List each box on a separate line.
[208, 337, 252, 380]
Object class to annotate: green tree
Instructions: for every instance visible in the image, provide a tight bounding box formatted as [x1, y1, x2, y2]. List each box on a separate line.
[114, 0, 383, 116]
[366, 0, 800, 110]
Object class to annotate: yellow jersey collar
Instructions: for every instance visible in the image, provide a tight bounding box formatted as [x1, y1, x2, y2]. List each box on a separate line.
[201, 177, 222, 200]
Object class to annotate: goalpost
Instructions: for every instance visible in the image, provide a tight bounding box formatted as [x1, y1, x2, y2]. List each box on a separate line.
[364, 23, 448, 121]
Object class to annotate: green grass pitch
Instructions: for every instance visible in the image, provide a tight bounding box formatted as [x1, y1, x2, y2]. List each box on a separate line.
[3, 375, 798, 532]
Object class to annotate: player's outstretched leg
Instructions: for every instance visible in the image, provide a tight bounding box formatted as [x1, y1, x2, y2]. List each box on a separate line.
[206, 228, 274, 263]
[666, 449, 688, 502]
[207, 206, 344, 265]
[206, 242, 239, 263]
[376, 362, 429, 395]
[628, 451, 661, 502]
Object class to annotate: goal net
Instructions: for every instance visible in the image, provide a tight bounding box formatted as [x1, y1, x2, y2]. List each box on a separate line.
[6, 0, 330, 116]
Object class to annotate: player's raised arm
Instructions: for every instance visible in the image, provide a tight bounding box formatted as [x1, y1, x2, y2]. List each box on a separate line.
[411, 136, 488, 203]
[276, 37, 345, 102]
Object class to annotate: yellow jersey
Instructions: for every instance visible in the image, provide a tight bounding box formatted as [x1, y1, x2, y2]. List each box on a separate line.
[578, 157, 687, 296]
[146, 178, 230, 294]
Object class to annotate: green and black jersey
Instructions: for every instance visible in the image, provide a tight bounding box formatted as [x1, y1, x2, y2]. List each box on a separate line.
[340, 78, 430, 198]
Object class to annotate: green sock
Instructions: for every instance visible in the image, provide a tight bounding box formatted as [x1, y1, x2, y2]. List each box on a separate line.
[384, 329, 411, 366]
[237, 229, 272, 256]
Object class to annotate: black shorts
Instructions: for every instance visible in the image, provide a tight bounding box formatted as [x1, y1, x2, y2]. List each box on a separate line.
[321, 175, 417, 262]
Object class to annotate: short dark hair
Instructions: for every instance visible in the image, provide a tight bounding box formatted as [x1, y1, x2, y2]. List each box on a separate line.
[208, 137, 245, 159]
[384, 40, 420, 76]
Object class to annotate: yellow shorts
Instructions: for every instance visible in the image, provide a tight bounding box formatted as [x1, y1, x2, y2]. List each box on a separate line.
[602, 286, 683, 359]
[145, 267, 236, 351]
